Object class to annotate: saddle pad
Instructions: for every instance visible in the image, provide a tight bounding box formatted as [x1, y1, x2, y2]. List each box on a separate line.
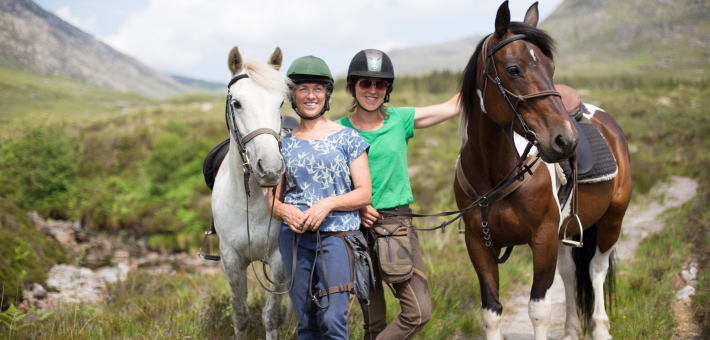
[560, 121, 618, 184]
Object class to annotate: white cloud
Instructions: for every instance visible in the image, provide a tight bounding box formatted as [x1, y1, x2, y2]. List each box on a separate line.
[103, 0, 563, 81]
[56, 6, 97, 35]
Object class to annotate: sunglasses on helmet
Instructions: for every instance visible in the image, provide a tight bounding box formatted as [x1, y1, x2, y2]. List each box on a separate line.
[357, 79, 389, 92]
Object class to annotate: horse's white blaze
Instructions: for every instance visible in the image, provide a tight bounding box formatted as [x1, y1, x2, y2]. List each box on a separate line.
[590, 245, 614, 340]
[530, 49, 538, 61]
[481, 309, 503, 340]
[582, 103, 605, 120]
[528, 289, 552, 340]
[558, 241, 582, 340]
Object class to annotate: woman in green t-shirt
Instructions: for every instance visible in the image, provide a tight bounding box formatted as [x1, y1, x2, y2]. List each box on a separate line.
[335, 49, 460, 340]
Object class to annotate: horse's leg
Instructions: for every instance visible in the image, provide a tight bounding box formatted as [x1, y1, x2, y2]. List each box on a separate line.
[262, 250, 286, 340]
[465, 232, 503, 340]
[220, 244, 251, 339]
[588, 181, 628, 340]
[528, 227, 558, 340]
[557, 240, 582, 340]
[587, 244, 614, 340]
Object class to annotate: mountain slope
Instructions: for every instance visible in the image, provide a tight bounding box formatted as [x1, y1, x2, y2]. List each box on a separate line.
[388, 0, 709, 79]
[0, 0, 191, 97]
[388, 35, 484, 75]
[540, 0, 710, 79]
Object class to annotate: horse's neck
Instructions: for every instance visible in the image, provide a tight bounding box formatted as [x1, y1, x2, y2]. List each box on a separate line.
[464, 109, 520, 189]
[227, 137, 267, 206]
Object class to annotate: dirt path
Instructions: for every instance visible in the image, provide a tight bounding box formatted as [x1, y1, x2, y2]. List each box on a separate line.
[499, 176, 699, 340]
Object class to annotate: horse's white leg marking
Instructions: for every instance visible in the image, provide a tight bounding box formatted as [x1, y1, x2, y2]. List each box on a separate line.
[481, 309, 503, 340]
[529, 289, 552, 340]
[220, 244, 251, 337]
[558, 241, 582, 340]
[262, 249, 285, 340]
[590, 245, 613, 340]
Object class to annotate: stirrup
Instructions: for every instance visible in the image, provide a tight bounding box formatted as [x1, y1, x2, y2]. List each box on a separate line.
[561, 214, 584, 248]
[198, 220, 221, 261]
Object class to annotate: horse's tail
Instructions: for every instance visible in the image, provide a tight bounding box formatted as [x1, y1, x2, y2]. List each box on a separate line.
[572, 224, 616, 332]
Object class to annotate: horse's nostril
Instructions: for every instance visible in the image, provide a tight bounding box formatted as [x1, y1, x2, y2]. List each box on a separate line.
[555, 135, 566, 151]
[257, 159, 265, 174]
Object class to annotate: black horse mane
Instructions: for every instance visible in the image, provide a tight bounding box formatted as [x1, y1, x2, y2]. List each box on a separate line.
[458, 22, 557, 135]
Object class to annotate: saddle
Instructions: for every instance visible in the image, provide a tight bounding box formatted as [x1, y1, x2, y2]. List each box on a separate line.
[554, 85, 618, 207]
[202, 115, 299, 190]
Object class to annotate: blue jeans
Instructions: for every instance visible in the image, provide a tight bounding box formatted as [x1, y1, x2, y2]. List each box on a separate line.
[279, 225, 351, 340]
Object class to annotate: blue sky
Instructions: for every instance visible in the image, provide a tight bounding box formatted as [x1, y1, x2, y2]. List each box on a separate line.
[35, 0, 563, 82]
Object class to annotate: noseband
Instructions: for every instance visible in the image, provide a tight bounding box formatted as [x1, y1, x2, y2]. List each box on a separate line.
[477, 34, 561, 149]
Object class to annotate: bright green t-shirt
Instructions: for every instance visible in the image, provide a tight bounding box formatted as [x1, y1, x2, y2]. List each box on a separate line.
[336, 107, 415, 210]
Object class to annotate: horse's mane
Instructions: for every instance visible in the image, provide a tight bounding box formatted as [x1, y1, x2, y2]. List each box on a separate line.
[458, 22, 557, 138]
[241, 61, 292, 96]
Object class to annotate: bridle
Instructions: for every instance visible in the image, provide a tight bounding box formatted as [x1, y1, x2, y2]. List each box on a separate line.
[476, 33, 561, 154]
[225, 74, 299, 295]
[226, 74, 283, 181]
[380, 33, 572, 263]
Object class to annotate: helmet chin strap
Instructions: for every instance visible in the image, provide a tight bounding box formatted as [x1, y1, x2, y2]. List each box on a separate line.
[291, 99, 330, 120]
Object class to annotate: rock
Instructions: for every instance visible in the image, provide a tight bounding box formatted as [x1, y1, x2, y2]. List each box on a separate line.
[31, 283, 47, 300]
[676, 285, 696, 301]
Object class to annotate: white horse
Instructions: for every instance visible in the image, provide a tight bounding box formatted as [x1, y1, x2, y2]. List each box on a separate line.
[212, 46, 291, 340]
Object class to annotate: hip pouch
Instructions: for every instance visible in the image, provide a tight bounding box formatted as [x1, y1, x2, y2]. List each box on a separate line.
[345, 231, 376, 301]
[316, 230, 375, 303]
[372, 220, 414, 284]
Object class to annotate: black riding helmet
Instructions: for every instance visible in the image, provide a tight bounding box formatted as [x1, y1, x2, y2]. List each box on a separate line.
[347, 49, 395, 103]
[286, 56, 334, 120]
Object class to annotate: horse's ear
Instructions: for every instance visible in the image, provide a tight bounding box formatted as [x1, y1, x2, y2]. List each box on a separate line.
[268, 47, 283, 71]
[494, 1, 511, 39]
[228, 46, 243, 75]
[524, 2, 539, 28]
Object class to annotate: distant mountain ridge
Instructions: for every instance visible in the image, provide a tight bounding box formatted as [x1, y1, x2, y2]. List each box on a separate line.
[0, 0, 211, 96]
[388, 0, 709, 79]
[388, 35, 484, 75]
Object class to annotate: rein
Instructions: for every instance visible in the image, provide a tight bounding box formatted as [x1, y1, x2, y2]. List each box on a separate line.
[382, 34, 562, 264]
[226, 74, 298, 295]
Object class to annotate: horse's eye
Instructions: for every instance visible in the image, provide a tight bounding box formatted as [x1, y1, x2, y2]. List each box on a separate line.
[280, 101, 284, 108]
[232, 100, 242, 109]
[507, 66, 521, 77]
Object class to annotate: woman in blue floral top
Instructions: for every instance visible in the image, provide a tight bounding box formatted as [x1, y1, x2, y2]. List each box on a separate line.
[268, 56, 371, 340]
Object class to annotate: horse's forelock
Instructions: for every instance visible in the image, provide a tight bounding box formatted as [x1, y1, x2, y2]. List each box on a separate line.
[239, 61, 291, 98]
[458, 23, 556, 139]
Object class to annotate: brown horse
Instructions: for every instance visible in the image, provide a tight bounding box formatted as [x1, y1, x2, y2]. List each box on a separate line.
[455, 2, 632, 340]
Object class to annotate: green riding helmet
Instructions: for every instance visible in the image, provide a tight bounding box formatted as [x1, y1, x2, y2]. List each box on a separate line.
[286, 56, 334, 120]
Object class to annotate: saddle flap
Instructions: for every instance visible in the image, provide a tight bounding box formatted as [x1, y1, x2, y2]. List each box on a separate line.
[203, 138, 230, 190]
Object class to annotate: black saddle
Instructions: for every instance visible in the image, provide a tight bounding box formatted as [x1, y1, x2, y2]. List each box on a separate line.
[202, 115, 299, 190]
[555, 85, 618, 208]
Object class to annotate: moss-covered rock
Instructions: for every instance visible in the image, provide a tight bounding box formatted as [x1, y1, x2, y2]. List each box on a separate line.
[0, 196, 66, 309]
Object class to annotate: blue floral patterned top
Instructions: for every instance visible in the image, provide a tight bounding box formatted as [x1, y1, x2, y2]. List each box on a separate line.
[281, 127, 369, 232]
